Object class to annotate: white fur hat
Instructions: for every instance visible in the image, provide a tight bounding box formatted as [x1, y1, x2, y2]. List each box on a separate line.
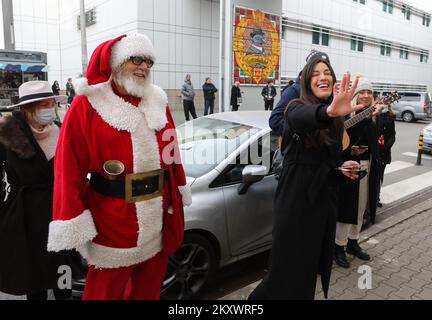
[110, 33, 156, 70]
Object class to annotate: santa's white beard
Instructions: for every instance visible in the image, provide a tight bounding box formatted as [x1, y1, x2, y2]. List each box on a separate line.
[113, 69, 152, 98]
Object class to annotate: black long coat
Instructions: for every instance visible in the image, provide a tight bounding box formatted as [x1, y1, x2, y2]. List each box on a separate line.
[0, 112, 80, 296]
[376, 113, 396, 165]
[230, 86, 242, 108]
[250, 103, 344, 300]
[338, 118, 380, 225]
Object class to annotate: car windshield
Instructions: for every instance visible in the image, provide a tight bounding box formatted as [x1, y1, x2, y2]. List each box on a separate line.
[177, 118, 260, 178]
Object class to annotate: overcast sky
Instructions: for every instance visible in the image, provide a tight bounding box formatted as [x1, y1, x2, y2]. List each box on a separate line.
[402, 0, 432, 13]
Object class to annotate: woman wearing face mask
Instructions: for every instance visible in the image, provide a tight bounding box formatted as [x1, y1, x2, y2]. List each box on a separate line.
[249, 56, 364, 300]
[0, 81, 81, 300]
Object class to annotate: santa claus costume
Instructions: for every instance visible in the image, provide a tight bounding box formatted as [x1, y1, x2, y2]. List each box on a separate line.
[47, 34, 192, 300]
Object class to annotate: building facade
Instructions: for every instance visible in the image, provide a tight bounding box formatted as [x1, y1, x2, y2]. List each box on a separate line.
[1, 0, 431, 111]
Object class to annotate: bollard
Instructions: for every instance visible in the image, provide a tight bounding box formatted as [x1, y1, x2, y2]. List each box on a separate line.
[416, 134, 424, 166]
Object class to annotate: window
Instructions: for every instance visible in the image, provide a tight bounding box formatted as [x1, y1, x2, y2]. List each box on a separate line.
[351, 36, 364, 52]
[423, 14, 431, 27]
[353, 0, 366, 4]
[399, 47, 409, 60]
[312, 27, 330, 46]
[380, 43, 391, 56]
[210, 134, 280, 187]
[402, 5, 411, 20]
[383, 0, 394, 14]
[420, 54, 429, 63]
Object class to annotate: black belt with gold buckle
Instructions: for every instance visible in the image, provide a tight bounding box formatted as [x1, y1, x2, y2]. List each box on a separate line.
[90, 169, 168, 203]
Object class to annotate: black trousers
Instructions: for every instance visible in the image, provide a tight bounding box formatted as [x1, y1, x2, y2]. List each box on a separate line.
[183, 100, 198, 121]
[265, 100, 274, 111]
[204, 99, 215, 116]
[377, 162, 387, 201]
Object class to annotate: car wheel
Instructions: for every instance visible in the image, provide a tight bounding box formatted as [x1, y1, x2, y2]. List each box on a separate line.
[402, 111, 415, 123]
[161, 233, 216, 300]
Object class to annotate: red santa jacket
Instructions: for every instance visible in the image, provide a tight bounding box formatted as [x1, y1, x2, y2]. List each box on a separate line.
[47, 81, 192, 269]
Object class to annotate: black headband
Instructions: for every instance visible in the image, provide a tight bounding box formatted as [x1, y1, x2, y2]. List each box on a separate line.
[19, 92, 54, 104]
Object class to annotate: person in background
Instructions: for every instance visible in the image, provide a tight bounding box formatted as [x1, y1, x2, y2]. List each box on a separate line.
[0, 81, 79, 300]
[66, 78, 76, 106]
[230, 81, 242, 112]
[181, 74, 197, 121]
[52, 80, 60, 96]
[202, 77, 218, 116]
[261, 80, 277, 111]
[376, 104, 396, 208]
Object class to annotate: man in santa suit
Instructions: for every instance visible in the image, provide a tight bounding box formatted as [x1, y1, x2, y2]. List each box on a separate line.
[47, 34, 192, 300]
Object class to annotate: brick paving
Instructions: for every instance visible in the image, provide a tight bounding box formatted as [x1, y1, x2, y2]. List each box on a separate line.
[222, 199, 432, 300]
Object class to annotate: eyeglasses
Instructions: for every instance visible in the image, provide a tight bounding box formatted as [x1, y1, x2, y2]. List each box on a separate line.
[129, 56, 154, 68]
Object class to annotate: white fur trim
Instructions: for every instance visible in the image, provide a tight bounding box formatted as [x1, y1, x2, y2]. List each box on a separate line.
[110, 34, 156, 70]
[48, 210, 97, 252]
[78, 236, 163, 269]
[179, 185, 192, 207]
[139, 85, 169, 131]
[81, 82, 167, 133]
[131, 114, 163, 247]
[74, 78, 92, 96]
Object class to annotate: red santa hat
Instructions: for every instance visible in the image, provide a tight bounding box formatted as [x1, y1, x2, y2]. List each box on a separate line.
[76, 33, 156, 93]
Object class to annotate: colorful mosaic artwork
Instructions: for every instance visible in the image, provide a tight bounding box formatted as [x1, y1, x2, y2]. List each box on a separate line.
[233, 7, 281, 85]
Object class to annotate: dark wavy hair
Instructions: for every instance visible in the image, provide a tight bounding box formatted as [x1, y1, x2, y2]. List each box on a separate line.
[283, 58, 344, 149]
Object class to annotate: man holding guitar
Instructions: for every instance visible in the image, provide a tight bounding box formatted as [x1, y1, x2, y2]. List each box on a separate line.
[335, 76, 385, 268]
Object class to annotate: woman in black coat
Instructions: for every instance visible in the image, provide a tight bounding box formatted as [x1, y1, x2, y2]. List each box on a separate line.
[230, 81, 242, 111]
[0, 81, 80, 300]
[51, 81, 60, 96]
[376, 107, 396, 206]
[249, 57, 363, 300]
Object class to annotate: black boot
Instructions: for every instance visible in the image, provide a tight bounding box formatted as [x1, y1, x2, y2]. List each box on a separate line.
[347, 239, 371, 261]
[334, 244, 350, 268]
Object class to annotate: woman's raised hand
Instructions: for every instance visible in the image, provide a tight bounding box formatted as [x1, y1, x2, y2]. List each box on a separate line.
[327, 74, 364, 118]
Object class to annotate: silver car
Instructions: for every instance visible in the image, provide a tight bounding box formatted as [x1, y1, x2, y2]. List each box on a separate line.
[162, 111, 279, 300]
[377, 91, 432, 123]
[421, 123, 432, 153]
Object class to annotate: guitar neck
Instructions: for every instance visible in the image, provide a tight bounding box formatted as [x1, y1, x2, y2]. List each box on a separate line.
[344, 107, 374, 130]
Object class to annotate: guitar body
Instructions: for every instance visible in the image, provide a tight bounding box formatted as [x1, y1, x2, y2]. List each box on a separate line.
[342, 130, 351, 151]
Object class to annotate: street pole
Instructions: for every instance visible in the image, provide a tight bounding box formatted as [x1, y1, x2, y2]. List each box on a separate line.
[2, 0, 15, 50]
[80, 0, 88, 75]
[221, 0, 233, 113]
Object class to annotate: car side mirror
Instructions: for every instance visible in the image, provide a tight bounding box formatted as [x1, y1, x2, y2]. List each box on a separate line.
[238, 165, 267, 195]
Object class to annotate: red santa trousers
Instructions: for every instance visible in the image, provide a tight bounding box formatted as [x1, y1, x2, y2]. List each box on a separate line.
[83, 252, 168, 300]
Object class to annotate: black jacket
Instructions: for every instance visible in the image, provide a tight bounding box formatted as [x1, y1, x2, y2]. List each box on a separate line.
[0, 112, 81, 295]
[250, 103, 344, 300]
[202, 83, 218, 100]
[338, 118, 380, 225]
[261, 86, 277, 101]
[376, 113, 396, 165]
[230, 86, 242, 107]
[52, 84, 60, 96]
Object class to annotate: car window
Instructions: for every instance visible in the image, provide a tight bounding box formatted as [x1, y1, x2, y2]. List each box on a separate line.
[399, 92, 421, 102]
[211, 133, 280, 187]
[177, 118, 260, 178]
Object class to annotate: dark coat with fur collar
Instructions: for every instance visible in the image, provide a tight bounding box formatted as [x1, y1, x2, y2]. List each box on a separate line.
[0, 112, 80, 296]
